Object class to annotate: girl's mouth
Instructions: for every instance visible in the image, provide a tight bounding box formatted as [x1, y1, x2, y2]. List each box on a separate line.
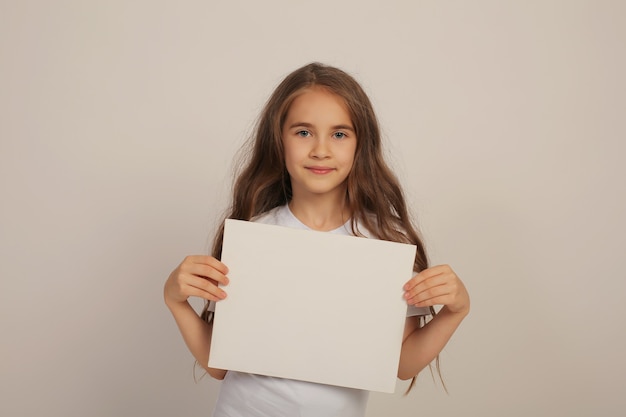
[307, 166, 334, 175]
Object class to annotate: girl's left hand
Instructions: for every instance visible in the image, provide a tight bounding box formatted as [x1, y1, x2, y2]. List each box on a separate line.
[403, 264, 470, 315]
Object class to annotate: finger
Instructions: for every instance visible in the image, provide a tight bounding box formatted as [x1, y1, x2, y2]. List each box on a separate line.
[183, 255, 229, 275]
[187, 263, 230, 286]
[411, 288, 454, 307]
[405, 282, 451, 305]
[404, 274, 448, 299]
[403, 264, 452, 289]
[413, 294, 453, 308]
[416, 264, 454, 282]
[186, 275, 228, 300]
[403, 272, 427, 291]
[422, 264, 454, 276]
[184, 284, 226, 302]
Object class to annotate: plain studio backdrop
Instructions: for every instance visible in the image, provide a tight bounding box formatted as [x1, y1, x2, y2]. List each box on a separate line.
[1, 1, 624, 416]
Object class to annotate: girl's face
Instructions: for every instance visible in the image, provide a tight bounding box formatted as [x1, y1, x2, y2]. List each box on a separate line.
[282, 87, 357, 202]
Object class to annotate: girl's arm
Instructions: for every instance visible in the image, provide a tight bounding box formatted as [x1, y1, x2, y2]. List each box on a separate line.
[397, 264, 470, 380]
[164, 255, 230, 380]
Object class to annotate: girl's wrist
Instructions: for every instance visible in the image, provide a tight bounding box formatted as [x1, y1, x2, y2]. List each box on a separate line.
[164, 293, 190, 310]
[440, 304, 470, 320]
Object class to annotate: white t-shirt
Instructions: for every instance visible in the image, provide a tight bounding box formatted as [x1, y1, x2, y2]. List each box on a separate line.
[210, 205, 430, 417]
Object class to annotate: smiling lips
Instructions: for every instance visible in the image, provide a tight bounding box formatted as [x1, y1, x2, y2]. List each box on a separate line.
[306, 166, 335, 175]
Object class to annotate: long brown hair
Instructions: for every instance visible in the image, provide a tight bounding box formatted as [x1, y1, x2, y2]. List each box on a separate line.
[201, 62, 440, 391]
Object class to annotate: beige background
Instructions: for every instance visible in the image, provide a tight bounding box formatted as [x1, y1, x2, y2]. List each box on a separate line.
[1, 1, 624, 416]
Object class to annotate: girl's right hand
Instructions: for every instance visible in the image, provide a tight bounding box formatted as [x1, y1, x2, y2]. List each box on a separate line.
[164, 255, 229, 306]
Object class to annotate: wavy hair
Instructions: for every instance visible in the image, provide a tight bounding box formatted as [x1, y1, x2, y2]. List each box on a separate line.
[201, 62, 440, 392]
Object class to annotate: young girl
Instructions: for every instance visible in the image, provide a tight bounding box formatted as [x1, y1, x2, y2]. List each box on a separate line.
[164, 62, 470, 417]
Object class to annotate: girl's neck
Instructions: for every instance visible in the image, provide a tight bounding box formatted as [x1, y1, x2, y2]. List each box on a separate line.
[288, 195, 351, 232]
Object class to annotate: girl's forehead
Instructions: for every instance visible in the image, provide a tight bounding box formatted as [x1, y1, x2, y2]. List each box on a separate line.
[296, 85, 342, 100]
[286, 87, 352, 118]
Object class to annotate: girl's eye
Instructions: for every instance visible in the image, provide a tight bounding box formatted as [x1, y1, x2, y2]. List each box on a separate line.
[333, 132, 346, 139]
[296, 130, 311, 138]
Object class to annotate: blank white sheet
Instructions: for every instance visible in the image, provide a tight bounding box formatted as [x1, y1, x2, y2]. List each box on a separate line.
[208, 219, 416, 393]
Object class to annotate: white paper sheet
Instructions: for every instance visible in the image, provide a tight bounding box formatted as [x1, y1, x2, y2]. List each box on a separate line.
[209, 219, 416, 393]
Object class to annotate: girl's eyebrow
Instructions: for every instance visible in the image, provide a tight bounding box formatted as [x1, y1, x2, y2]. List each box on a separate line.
[287, 122, 355, 132]
[333, 124, 355, 132]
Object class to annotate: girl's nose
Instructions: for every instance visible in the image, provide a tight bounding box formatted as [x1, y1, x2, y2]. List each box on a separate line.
[310, 138, 330, 159]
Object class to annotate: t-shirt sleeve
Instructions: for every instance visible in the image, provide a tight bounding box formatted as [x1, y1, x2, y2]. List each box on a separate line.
[406, 305, 432, 317]
[208, 300, 216, 313]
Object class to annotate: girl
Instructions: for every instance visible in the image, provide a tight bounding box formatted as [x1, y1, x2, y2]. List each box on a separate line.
[164, 63, 470, 417]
